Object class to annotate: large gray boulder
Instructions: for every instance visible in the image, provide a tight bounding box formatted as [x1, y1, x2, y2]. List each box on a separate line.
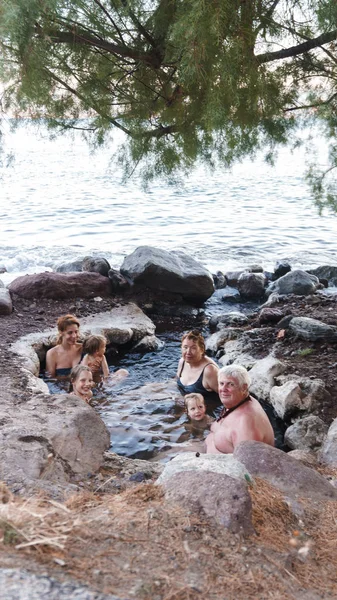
[267, 269, 320, 296]
[157, 452, 251, 484]
[8, 272, 112, 300]
[234, 441, 337, 501]
[284, 416, 328, 451]
[162, 471, 253, 534]
[0, 287, 13, 315]
[288, 316, 337, 342]
[120, 246, 214, 301]
[0, 392, 110, 492]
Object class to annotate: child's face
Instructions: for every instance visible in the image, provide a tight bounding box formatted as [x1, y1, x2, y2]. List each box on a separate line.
[73, 371, 93, 398]
[186, 398, 206, 421]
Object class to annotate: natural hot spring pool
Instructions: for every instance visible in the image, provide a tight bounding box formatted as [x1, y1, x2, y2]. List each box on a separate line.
[44, 330, 287, 462]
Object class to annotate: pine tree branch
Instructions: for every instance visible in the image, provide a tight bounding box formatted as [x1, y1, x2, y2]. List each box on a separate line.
[256, 29, 337, 64]
[43, 67, 132, 136]
[37, 26, 162, 67]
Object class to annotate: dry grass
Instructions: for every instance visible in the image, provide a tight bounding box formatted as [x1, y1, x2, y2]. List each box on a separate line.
[0, 479, 336, 600]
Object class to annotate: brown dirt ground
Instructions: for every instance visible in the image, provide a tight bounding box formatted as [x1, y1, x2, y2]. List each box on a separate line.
[0, 477, 337, 600]
[1, 291, 337, 598]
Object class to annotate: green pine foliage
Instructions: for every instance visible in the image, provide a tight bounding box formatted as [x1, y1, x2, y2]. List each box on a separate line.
[0, 0, 336, 206]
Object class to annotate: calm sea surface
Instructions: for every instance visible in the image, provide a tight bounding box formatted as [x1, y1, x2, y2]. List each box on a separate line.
[1, 120, 337, 285]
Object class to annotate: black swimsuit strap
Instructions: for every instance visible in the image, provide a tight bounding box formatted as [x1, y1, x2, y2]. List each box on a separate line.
[216, 395, 251, 422]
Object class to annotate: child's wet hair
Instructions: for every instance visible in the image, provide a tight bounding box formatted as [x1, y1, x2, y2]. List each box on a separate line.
[83, 334, 107, 355]
[184, 392, 205, 411]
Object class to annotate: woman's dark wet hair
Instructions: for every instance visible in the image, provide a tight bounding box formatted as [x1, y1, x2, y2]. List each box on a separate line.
[181, 330, 206, 356]
[56, 314, 80, 344]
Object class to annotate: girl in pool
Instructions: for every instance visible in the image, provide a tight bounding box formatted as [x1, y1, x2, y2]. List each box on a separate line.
[81, 334, 129, 385]
[69, 364, 93, 403]
[81, 334, 109, 382]
[46, 314, 82, 378]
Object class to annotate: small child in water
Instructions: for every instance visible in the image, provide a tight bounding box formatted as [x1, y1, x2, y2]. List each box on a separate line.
[69, 364, 93, 404]
[184, 393, 214, 431]
[82, 334, 109, 381]
[81, 334, 129, 385]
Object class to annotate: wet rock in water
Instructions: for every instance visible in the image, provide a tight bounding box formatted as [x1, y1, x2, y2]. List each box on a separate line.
[82, 256, 111, 277]
[162, 470, 253, 534]
[120, 246, 214, 302]
[8, 272, 112, 300]
[234, 441, 337, 501]
[272, 260, 291, 280]
[319, 418, 337, 467]
[221, 288, 241, 303]
[307, 265, 337, 286]
[267, 269, 320, 296]
[55, 258, 85, 272]
[213, 270, 227, 289]
[0, 568, 123, 600]
[206, 328, 242, 355]
[0, 279, 5, 287]
[284, 416, 328, 451]
[132, 334, 163, 352]
[237, 272, 266, 300]
[248, 355, 286, 401]
[0, 288, 13, 315]
[288, 316, 337, 342]
[108, 268, 129, 291]
[258, 307, 284, 324]
[224, 270, 247, 287]
[209, 311, 248, 330]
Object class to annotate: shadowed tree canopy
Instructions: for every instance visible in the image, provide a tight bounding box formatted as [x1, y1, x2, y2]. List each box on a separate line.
[0, 0, 336, 209]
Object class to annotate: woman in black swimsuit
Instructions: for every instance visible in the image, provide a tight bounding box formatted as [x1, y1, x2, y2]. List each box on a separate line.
[45, 314, 83, 378]
[176, 330, 221, 412]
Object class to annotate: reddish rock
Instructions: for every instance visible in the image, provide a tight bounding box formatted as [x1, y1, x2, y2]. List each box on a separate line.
[8, 272, 112, 300]
[234, 440, 337, 501]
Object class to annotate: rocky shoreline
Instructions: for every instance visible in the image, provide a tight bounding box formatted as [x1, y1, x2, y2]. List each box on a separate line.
[1, 246, 337, 599]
